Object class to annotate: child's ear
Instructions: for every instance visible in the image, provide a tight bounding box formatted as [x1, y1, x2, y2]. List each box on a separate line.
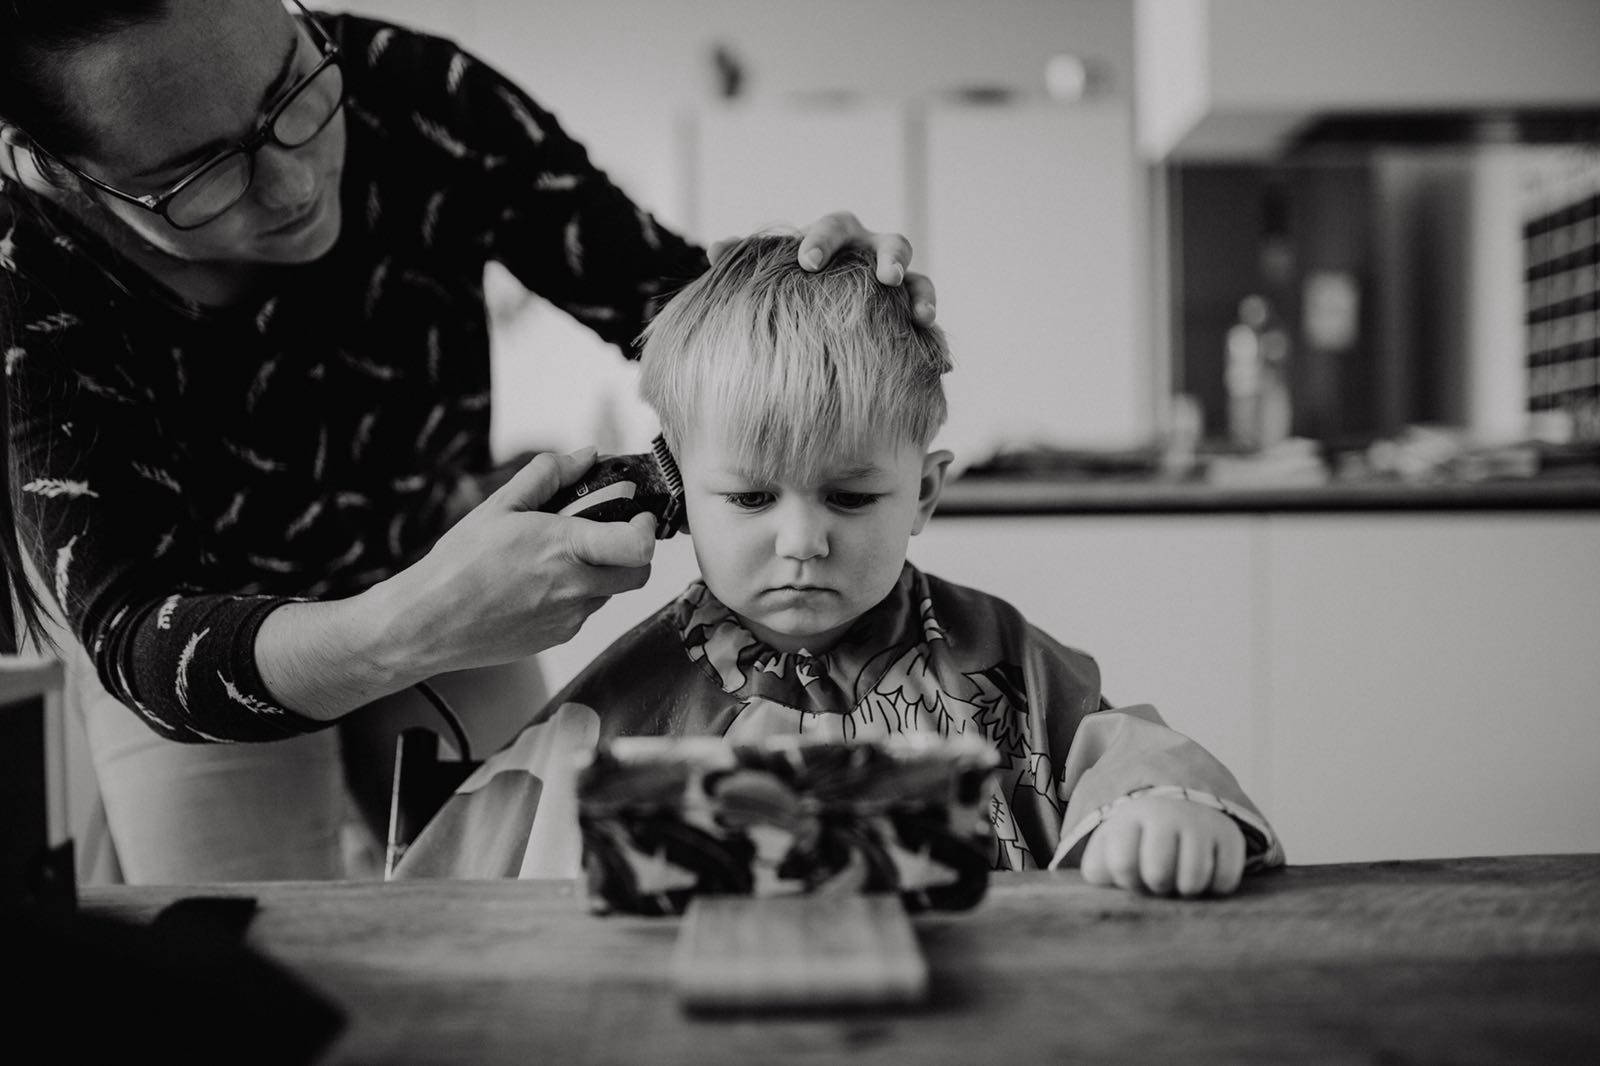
[911, 449, 954, 535]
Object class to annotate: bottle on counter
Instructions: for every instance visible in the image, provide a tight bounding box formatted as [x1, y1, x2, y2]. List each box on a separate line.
[1225, 293, 1292, 451]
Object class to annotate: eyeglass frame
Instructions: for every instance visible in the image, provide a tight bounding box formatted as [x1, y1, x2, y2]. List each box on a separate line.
[33, 0, 344, 231]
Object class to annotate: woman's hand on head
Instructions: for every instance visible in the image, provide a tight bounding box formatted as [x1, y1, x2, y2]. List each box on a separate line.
[371, 447, 656, 674]
[708, 210, 937, 326]
[1079, 795, 1247, 898]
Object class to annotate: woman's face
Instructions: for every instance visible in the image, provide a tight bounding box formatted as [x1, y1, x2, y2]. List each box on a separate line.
[52, 0, 345, 265]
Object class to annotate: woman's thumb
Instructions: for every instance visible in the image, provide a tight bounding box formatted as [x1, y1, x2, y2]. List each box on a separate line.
[489, 447, 599, 511]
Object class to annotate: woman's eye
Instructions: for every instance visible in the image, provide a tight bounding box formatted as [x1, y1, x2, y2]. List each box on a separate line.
[722, 492, 773, 510]
[829, 492, 881, 510]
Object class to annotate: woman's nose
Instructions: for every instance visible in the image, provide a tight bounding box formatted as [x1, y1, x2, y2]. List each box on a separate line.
[774, 504, 829, 561]
[251, 142, 318, 212]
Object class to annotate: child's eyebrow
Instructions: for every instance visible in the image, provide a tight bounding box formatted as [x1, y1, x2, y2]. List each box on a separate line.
[826, 464, 887, 480]
[716, 462, 886, 482]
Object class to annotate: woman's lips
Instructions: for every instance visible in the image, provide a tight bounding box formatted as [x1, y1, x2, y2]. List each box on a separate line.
[263, 192, 324, 235]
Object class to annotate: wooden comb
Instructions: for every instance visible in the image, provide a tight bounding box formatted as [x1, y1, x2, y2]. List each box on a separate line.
[669, 894, 928, 1013]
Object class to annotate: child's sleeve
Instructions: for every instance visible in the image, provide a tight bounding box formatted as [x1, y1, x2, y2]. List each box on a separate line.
[390, 701, 602, 880]
[1022, 625, 1286, 874]
[390, 610, 694, 880]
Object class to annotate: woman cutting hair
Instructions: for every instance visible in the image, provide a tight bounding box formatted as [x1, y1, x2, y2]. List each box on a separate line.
[0, 0, 934, 882]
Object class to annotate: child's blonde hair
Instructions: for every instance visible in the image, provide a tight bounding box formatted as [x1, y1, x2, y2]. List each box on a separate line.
[638, 232, 951, 483]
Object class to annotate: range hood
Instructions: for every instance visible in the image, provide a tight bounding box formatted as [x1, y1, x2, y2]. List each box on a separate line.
[1291, 110, 1600, 154]
[1136, 0, 1600, 161]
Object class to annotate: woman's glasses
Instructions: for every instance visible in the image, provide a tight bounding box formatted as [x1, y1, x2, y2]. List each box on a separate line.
[40, 0, 345, 231]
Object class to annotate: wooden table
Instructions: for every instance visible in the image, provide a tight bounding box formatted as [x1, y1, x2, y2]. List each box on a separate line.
[80, 855, 1600, 1065]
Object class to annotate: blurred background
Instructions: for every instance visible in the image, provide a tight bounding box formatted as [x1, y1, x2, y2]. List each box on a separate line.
[21, 1, 1595, 882]
[335, 0, 1600, 865]
[351, 0, 1600, 476]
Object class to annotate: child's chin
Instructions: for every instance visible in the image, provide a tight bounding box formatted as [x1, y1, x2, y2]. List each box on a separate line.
[748, 610, 849, 652]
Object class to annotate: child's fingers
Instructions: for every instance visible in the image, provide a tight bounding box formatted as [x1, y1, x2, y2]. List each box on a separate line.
[1210, 822, 1247, 895]
[1079, 828, 1113, 886]
[1175, 829, 1216, 897]
[1097, 820, 1144, 892]
[1137, 819, 1180, 895]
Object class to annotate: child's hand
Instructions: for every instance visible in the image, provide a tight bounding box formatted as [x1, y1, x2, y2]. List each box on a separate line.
[1079, 796, 1246, 897]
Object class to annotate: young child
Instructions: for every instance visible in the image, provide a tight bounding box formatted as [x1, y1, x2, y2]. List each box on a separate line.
[395, 234, 1283, 896]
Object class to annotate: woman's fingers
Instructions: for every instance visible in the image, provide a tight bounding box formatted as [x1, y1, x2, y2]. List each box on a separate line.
[872, 232, 913, 285]
[718, 214, 939, 323]
[796, 210, 865, 270]
[563, 513, 657, 571]
[491, 447, 598, 511]
[904, 270, 937, 325]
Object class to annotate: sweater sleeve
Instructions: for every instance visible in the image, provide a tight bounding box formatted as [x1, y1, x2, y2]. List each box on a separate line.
[3, 257, 324, 742]
[353, 23, 710, 357]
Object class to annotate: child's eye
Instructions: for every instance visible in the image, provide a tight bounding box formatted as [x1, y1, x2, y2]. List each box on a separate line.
[722, 491, 773, 510]
[828, 492, 881, 511]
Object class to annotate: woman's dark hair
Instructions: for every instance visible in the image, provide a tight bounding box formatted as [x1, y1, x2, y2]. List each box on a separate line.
[1, 0, 170, 155]
[1, 0, 167, 653]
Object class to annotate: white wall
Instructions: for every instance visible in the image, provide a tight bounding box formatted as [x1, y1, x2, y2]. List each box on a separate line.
[340, 0, 1138, 459]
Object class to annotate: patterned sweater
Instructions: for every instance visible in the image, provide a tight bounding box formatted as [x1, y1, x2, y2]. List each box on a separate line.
[395, 563, 1285, 880]
[0, 12, 708, 741]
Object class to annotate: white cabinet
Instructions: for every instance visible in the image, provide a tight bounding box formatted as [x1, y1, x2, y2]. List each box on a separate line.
[690, 97, 1154, 460]
[690, 101, 914, 244]
[1136, 0, 1600, 160]
[912, 510, 1600, 864]
[924, 102, 1153, 459]
[540, 509, 1600, 864]
[907, 517, 1258, 799]
[1262, 515, 1600, 863]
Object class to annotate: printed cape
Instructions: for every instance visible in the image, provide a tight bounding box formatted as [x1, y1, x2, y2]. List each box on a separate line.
[394, 563, 1284, 880]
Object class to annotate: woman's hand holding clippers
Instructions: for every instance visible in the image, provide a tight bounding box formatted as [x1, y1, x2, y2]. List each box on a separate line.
[371, 448, 656, 676]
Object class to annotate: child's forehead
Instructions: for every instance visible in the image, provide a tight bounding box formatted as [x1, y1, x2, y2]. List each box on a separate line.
[684, 425, 915, 483]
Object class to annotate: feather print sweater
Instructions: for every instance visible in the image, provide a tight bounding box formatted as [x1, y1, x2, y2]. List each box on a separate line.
[0, 13, 707, 741]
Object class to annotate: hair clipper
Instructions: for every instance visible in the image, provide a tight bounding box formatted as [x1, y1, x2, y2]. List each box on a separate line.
[544, 435, 687, 539]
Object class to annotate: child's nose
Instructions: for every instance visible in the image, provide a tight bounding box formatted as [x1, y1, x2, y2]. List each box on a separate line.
[774, 505, 829, 561]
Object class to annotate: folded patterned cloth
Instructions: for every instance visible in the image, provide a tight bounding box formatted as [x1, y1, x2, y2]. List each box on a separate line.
[576, 734, 1000, 915]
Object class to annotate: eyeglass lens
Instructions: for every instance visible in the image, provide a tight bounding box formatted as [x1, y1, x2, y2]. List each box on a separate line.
[166, 61, 344, 229]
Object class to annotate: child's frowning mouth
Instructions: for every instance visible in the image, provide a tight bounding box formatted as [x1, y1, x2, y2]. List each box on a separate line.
[764, 585, 837, 599]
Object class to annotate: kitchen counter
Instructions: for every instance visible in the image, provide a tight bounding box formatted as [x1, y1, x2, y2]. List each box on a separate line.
[936, 473, 1600, 515]
[62, 856, 1600, 1065]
